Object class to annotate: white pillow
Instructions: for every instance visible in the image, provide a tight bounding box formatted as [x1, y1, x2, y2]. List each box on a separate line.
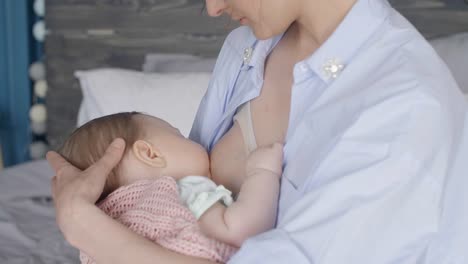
[142, 53, 216, 73]
[429, 32, 468, 93]
[75, 69, 210, 137]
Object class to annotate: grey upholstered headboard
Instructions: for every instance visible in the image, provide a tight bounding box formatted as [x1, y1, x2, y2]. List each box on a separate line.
[45, 0, 468, 149]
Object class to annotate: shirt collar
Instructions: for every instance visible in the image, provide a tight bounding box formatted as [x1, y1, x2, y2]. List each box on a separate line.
[247, 34, 282, 68]
[238, 0, 391, 84]
[241, 34, 282, 85]
[303, 0, 391, 83]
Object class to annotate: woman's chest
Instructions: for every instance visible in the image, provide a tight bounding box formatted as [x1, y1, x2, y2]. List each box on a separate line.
[209, 51, 296, 193]
[250, 52, 296, 146]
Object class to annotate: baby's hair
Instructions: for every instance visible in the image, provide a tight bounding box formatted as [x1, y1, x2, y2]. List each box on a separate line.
[58, 112, 143, 203]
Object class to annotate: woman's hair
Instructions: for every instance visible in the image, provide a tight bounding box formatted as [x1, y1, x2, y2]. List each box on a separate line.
[58, 112, 143, 203]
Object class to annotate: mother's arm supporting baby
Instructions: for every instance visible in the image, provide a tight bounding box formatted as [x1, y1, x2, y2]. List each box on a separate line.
[198, 143, 283, 247]
[74, 201, 218, 264]
[48, 139, 218, 264]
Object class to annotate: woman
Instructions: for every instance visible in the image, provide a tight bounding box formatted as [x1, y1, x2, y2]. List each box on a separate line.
[48, 0, 468, 263]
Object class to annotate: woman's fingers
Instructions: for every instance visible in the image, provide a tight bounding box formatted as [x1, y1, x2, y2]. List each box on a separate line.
[51, 176, 57, 194]
[47, 138, 125, 207]
[46, 151, 78, 176]
[51, 175, 57, 204]
[87, 138, 126, 181]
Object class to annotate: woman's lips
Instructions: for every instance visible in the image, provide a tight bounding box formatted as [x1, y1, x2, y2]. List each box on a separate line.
[231, 15, 248, 25]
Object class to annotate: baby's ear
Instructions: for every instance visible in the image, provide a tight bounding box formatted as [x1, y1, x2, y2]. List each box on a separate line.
[132, 140, 166, 168]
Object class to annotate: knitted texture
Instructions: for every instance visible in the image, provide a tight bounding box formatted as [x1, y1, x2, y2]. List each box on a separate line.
[80, 176, 238, 263]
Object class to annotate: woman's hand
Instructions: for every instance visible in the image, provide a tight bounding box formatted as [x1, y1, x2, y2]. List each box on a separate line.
[48, 138, 218, 264]
[47, 138, 126, 244]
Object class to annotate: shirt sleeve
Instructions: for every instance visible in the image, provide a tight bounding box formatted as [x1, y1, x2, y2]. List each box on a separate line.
[229, 97, 453, 263]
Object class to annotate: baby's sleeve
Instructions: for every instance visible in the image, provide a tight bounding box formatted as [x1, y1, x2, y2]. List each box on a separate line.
[178, 176, 234, 219]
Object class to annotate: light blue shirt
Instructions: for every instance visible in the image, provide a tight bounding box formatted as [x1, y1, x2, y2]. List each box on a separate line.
[190, 0, 468, 263]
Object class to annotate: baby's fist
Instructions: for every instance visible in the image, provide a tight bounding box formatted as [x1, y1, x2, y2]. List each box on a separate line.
[246, 143, 283, 177]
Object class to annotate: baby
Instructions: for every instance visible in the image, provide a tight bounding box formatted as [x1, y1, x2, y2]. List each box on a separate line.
[59, 112, 282, 263]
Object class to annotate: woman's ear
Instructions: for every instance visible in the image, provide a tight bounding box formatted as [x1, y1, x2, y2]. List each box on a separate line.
[132, 140, 167, 168]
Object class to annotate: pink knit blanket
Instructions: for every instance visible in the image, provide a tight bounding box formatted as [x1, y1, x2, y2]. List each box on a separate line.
[80, 176, 238, 263]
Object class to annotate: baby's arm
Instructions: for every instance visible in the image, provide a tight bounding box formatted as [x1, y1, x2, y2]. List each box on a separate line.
[198, 143, 283, 247]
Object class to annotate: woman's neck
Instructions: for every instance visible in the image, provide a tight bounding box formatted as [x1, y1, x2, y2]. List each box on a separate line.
[285, 0, 357, 61]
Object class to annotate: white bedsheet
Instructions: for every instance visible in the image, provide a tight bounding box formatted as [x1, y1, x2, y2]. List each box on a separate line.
[0, 160, 79, 264]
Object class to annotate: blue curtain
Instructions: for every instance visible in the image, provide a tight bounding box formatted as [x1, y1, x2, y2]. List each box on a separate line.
[0, 0, 32, 167]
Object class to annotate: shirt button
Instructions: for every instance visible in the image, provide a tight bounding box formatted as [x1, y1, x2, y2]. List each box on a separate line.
[300, 64, 308, 72]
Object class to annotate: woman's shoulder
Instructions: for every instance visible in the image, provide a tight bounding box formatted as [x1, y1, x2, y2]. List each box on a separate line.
[351, 9, 464, 115]
[378, 7, 460, 95]
[220, 26, 257, 56]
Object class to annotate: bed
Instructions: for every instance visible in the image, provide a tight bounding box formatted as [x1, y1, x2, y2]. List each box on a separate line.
[1, 0, 468, 263]
[0, 160, 77, 263]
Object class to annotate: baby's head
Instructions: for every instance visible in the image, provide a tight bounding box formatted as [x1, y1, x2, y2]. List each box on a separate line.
[59, 112, 210, 203]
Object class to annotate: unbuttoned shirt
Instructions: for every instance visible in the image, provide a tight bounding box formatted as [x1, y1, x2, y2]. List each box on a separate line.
[189, 0, 468, 263]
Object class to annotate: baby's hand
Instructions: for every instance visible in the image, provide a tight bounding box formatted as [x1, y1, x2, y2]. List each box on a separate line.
[246, 143, 283, 178]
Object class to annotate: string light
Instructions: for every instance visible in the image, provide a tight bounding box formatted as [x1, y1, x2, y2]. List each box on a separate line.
[29, 0, 48, 160]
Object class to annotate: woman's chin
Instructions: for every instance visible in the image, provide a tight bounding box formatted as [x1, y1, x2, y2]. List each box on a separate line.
[251, 26, 279, 40]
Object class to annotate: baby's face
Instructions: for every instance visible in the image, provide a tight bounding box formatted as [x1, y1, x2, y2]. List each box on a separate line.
[135, 114, 210, 179]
